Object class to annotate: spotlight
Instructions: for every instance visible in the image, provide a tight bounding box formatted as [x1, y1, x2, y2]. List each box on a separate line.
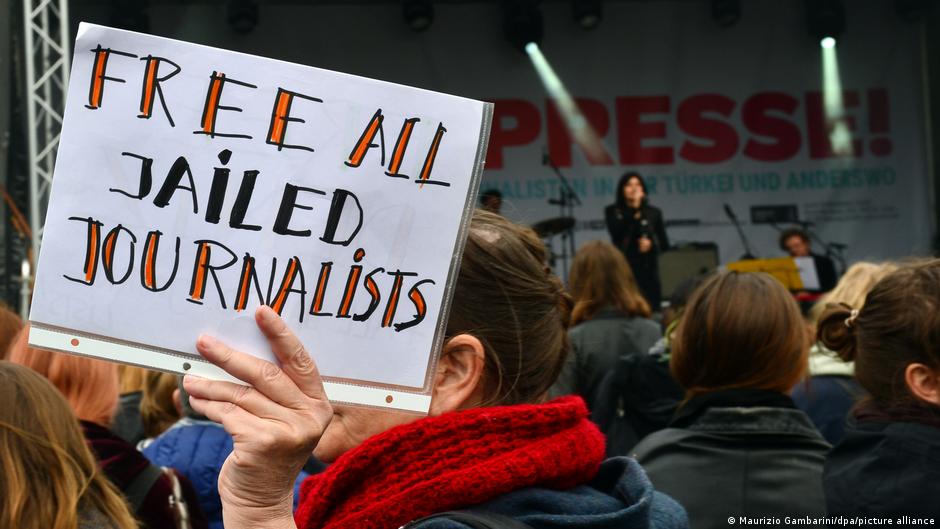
[805, 0, 845, 43]
[403, 0, 434, 32]
[711, 0, 741, 28]
[228, 0, 259, 34]
[572, 0, 602, 30]
[820, 36, 836, 49]
[503, 0, 543, 53]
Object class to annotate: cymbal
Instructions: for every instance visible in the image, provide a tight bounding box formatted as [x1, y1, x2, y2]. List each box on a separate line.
[531, 216, 576, 237]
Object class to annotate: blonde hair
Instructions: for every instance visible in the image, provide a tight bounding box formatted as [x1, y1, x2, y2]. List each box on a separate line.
[0, 361, 137, 529]
[140, 371, 180, 438]
[118, 366, 148, 394]
[568, 240, 651, 325]
[808, 261, 898, 323]
[8, 326, 120, 426]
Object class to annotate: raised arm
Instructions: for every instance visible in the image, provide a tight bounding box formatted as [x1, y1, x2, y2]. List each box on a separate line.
[183, 306, 333, 529]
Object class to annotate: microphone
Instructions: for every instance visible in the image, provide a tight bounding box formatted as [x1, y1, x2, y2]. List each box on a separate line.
[541, 147, 551, 166]
[723, 204, 737, 221]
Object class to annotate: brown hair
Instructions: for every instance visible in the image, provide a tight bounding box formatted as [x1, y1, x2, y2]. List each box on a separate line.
[0, 303, 23, 360]
[0, 361, 137, 529]
[8, 326, 120, 426]
[778, 227, 809, 251]
[446, 210, 572, 406]
[568, 240, 652, 325]
[140, 371, 180, 438]
[817, 259, 940, 410]
[671, 271, 807, 396]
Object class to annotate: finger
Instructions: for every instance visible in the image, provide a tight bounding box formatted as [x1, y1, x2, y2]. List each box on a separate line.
[188, 395, 260, 437]
[196, 334, 309, 409]
[183, 375, 288, 420]
[255, 305, 328, 401]
[189, 396, 320, 454]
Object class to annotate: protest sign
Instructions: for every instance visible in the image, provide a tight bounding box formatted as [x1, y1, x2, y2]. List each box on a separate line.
[28, 23, 493, 412]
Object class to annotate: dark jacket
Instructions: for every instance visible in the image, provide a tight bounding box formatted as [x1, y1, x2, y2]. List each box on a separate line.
[550, 307, 661, 413]
[604, 204, 669, 309]
[81, 420, 208, 529]
[143, 418, 308, 529]
[791, 375, 864, 445]
[632, 391, 830, 529]
[825, 416, 940, 517]
[412, 457, 689, 529]
[592, 348, 683, 457]
[112, 390, 145, 445]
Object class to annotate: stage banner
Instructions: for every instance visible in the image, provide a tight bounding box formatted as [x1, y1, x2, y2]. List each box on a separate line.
[29, 23, 492, 413]
[474, 2, 933, 269]
[126, 0, 931, 269]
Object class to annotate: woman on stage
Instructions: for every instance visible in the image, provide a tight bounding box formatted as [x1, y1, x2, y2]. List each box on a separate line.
[605, 172, 669, 310]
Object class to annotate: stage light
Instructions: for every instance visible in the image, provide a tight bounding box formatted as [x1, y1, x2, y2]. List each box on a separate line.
[805, 0, 845, 43]
[711, 0, 741, 28]
[572, 0, 602, 30]
[525, 42, 610, 164]
[403, 0, 434, 32]
[503, 0, 543, 53]
[820, 31, 852, 156]
[228, 0, 259, 34]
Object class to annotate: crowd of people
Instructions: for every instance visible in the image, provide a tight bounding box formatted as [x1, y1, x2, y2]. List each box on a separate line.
[1, 201, 939, 528]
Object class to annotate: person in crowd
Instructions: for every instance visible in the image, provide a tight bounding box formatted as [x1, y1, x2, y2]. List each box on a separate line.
[604, 172, 669, 310]
[8, 327, 208, 529]
[180, 211, 688, 529]
[593, 274, 709, 456]
[792, 261, 896, 444]
[0, 361, 138, 529]
[144, 377, 310, 529]
[113, 365, 148, 444]
[140, 370, 183, 440]
[632, 271, 829, 527]
[0, 302, 23, 360]
[479, 188, 503, 215]
[819, 259, 940, 517]
[550, 240, 659, 413]
[779, 227, 837, 292]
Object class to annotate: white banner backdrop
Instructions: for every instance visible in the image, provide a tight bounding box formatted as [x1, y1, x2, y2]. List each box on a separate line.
[71, 0, 935, 270]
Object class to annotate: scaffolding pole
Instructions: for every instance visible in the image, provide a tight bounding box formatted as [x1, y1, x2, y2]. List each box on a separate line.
[21, 0, 70, 313]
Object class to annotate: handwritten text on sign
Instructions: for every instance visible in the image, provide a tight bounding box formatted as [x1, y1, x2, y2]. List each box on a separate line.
[29, 24, 490, 404]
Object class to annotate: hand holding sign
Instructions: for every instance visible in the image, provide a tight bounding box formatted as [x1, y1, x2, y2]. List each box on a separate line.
[28, 23, 492, 412]
[184, 306, 330, 528]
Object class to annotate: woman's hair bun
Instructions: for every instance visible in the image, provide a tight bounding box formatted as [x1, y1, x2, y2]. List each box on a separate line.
[816, 302, 859, 362]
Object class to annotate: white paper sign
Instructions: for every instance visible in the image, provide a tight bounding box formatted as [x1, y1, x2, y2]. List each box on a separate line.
[793, 256, 821, 291]
[28, 23, 493, 412]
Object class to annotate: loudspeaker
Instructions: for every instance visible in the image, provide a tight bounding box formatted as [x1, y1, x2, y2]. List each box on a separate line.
[659, 243, 719, 300]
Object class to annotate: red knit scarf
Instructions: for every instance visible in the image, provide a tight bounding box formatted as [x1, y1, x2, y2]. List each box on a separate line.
[295, 396, 606, 529]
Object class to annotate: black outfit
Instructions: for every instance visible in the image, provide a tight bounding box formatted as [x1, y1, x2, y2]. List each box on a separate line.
[592, 348, 683, 457]
[811, 253, 838, 292]
[632, 390, 830, 529]
[825, 408, 940, 517]
[604, 204, 669, 309]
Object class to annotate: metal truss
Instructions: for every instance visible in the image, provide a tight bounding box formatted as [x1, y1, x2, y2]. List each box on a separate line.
[22, 0, 70, 261]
